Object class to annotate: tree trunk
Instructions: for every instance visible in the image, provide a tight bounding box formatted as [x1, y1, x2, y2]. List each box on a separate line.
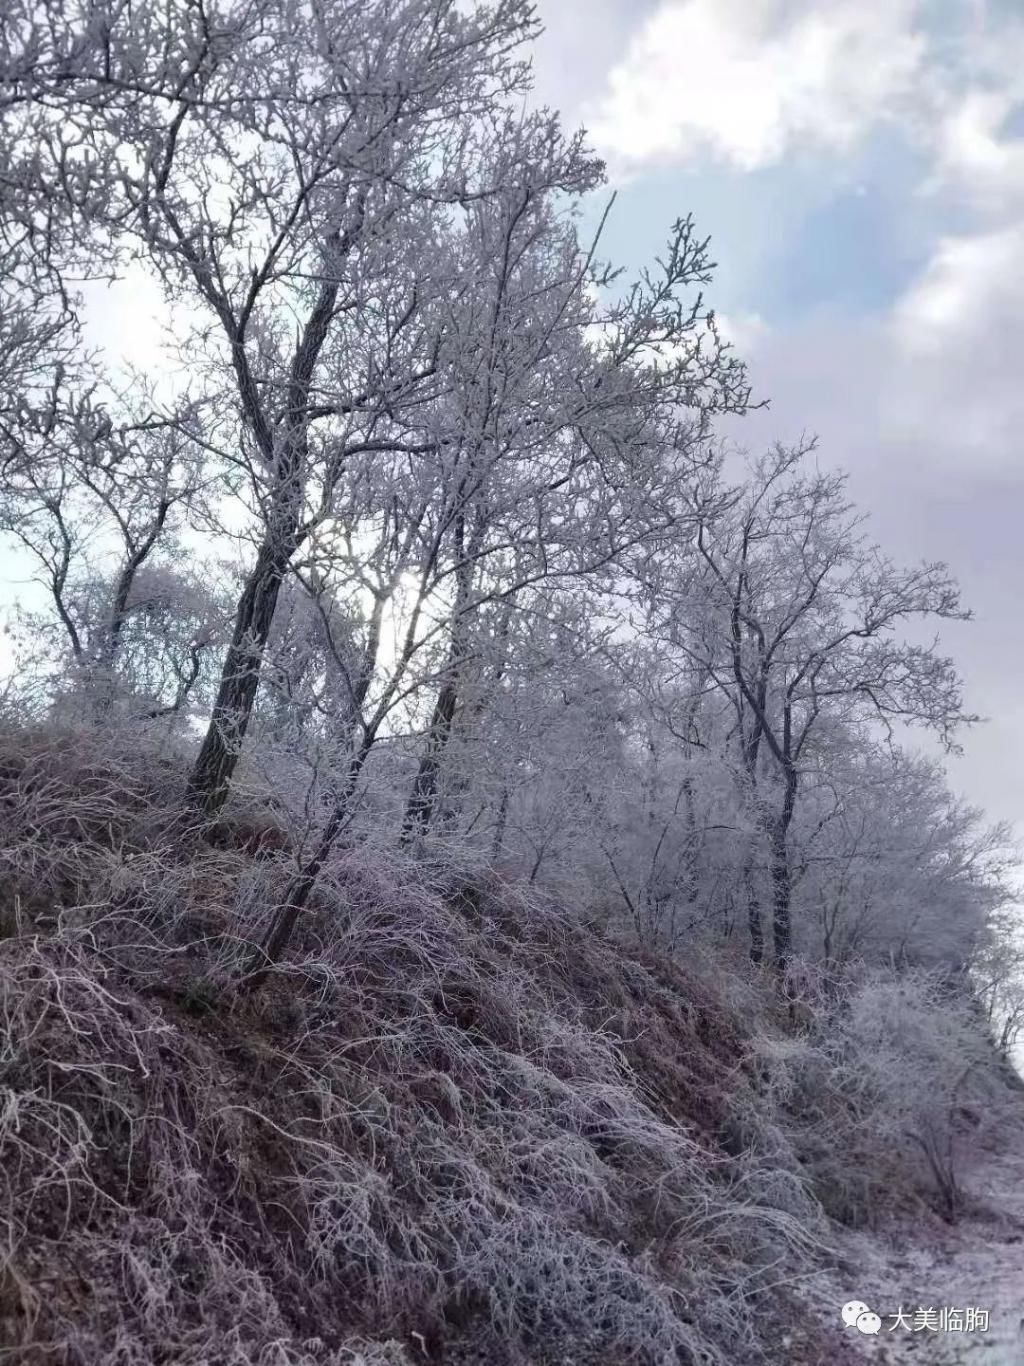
[238, 736, 372, 990]
[187, 212, 347, 816]
[90, 501, 172, 716]
[770, 768, 799, 972]
[745, 857, 764, 966]
[491, 786, 509, 862]
[398, 509, 474, 846]
[399, 675, 459, 845]
[188, 539, 292, 816]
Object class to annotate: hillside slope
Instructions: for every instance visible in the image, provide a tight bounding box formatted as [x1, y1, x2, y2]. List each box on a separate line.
[0, 728, 1016, 1366]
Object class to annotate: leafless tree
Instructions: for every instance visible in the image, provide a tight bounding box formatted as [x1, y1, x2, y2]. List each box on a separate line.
[655, 443, 974, 970]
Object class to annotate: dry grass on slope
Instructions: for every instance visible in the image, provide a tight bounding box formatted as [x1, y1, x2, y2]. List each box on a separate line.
[0, 727, 869, 1365]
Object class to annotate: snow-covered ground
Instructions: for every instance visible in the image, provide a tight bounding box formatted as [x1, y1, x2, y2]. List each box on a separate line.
[820, 1137, 1024, 1365]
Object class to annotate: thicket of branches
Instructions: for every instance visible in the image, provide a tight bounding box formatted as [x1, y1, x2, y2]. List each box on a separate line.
[1, 0, 1013, 988]
[0, 2, 1021, 1361]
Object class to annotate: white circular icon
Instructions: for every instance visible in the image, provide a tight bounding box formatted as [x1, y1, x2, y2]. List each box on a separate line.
[855, 1310, 882, 1335]
[841, 1300, 872, 1327]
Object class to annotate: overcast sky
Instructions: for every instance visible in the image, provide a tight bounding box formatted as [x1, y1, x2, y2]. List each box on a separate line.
[525, 0, 1024, 856]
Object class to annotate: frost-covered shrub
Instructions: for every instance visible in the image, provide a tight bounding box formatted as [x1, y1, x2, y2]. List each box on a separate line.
[742, 965, 1011, 1225]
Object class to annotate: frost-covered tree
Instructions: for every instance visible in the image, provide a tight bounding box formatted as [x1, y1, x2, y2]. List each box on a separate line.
[782, 740, 1009, 971]
[645, 443, 975, 970]
[3, 0, 592, 810]
[0, 0, 1010, 1014]
[0, 369, 221, 717]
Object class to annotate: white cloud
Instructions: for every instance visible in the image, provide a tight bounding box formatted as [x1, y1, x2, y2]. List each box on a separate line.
[880, 225, 1024, 465]
[715, 309, 769, 358]
[928, 89, 1024, 215]
[891, 225, 1024, 349]
[529, 0, 639, 121]
[584, 0, 925, 171]
[730, 226, 1024, 476]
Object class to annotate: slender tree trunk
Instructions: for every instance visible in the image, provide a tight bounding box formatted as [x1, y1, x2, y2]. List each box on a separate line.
[91, 500, 172, 715]
[491, 786, 509, 862]
[188, 538, 293, 816]
[399, 509, 474, 845]
[96, 568, 138, 679]
[188, 207, 350, 815]
[769, 823, 790, 971]
[744, 856, 764, 966]
[238, 734, 373, 991]
[400, 674, 460, 846]
[770, 767, 799, 971]
[528, 844, 546, 884]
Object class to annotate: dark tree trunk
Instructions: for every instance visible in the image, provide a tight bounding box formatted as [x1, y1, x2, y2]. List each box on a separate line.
[101, 498, 171, 666]
[769, 823, 790, 971]
[187, 208, 351, 816]
[90, 500, 172, 715]
[238, 737, 372, 990]
[398, 508, 474, 847]
[399, 676, 459, 846]
[188, 539, 292, 816]
[491, 786, 509, 862]
[770, 767, 799, 972]
[745, 858, 764, 966]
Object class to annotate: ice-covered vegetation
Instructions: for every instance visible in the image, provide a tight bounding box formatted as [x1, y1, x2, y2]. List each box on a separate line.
[0, 2, 1021, 1361]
